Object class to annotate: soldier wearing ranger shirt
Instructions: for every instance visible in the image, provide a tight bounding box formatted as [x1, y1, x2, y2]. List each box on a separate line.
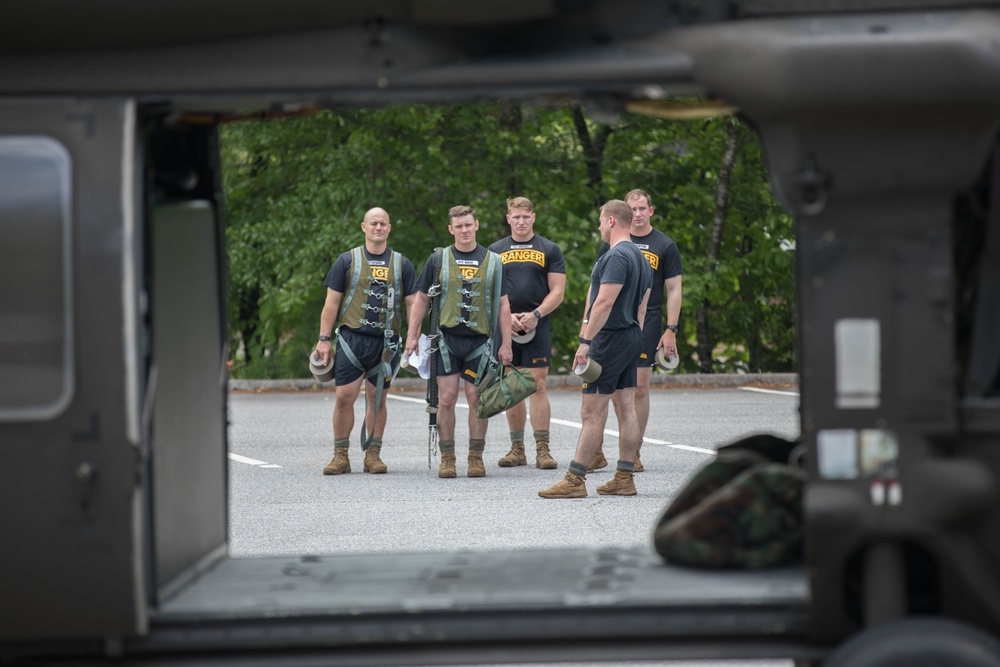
[315, 207, 418, 476]
[488, 197, 566, 471]
[406, 205, 513, 479]
[582, 188, 683, 473]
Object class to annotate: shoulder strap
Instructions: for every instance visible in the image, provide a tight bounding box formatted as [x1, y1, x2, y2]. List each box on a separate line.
[338, 246, 364, 318]
[484, 251, 502, 334]
[437, 246, 451, 305]
[472, 251, 504, 388]
[391, 250, 403, 324]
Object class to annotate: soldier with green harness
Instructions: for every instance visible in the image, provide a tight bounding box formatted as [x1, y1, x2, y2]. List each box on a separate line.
[315, 207, 417, 476]
[406, 205, 513, 479]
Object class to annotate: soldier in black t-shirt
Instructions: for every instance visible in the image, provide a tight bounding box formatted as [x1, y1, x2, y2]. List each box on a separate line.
[539, 199, 651, 500]
[488, 197, 566, 471]
[581, 189, 683, 473]
[314, 207, 418, 477]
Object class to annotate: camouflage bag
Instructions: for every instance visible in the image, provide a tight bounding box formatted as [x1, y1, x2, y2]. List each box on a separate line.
[653, 434, 806, 569]
[475, 363, 537, 419]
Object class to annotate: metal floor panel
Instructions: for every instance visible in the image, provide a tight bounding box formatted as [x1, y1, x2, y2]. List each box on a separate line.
[158, 548, 807, 618]
[145, 547, 811, 658]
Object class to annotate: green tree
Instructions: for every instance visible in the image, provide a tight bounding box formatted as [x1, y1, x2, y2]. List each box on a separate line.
[221, 103, 795, 378]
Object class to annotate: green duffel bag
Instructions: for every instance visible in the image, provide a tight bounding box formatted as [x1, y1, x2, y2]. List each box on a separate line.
[475, 363, 537, 419]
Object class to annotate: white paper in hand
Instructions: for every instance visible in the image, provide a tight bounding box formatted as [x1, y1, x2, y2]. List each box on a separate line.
[405, 333, 432, 380]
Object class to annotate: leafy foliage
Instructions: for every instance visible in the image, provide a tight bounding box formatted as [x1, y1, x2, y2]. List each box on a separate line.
[221, 104, 795, 378]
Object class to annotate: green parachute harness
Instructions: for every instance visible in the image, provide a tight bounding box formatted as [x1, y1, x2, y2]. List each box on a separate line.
[335, 246, 403, 451]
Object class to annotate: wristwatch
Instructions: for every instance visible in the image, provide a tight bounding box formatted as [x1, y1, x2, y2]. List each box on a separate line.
[318, 334, 332, 342]
[532, 309, 542, 319]
[578, 336, 592, 345]
[665, 325, 678, 333]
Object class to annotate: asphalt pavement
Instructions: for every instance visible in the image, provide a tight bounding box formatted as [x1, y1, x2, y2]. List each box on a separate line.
[227, 383, 801, 559]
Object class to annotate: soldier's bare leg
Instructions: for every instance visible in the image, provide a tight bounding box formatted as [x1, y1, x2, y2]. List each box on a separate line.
[437, 374, 461, 442]
[333, 375, 364, 439]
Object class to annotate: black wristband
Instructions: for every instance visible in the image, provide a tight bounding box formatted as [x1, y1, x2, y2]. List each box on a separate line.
[578, 336, 592, 345]
[532, 309, 542, 319]
[665, 325, 678, 333]
[318, 335, 331, 342]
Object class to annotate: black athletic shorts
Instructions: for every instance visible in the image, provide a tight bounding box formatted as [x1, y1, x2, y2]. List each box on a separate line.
[582, 325, 643, 395]
[437, 330, 489, 383]
[638, 308, 664, 368]
[511, 316, 552, 368]
[334, 327, 399, 387]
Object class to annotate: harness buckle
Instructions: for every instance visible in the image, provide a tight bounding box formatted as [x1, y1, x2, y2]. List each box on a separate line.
[364, 289, 389, 301]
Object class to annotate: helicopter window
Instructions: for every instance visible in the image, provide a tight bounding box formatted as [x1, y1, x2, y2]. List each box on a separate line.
[0, 136, 73, 420]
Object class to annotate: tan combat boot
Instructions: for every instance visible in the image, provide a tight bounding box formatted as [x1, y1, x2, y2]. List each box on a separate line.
[498, 442, 527, 467]
[438, 450, 457, 478]
[468, 450, 486, 477]
[323, 448, 351, 475]
[538, 471, 588, 499]
[634, 443, 645, 473]
[597, 470, 637, 496]
[363, 445, 388, 474]
[535, 442, 558, 470]
[587, 447, 608, 473]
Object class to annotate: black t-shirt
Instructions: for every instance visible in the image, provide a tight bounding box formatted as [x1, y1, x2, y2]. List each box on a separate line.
[416, 244, 508, 336]
[588, 241, 650, 330]
[488, 234, 565, 313]
[597, 227, 682, 311]
[324, 247, 417, 336]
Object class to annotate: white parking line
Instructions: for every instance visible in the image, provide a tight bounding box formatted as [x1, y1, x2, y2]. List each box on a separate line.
[389, 394, 438, 405]
[229, 452, 283, 468]
[231, 388, 770, 470]
[390, 393, 472, 408]
[739, 386, 799, 397]
[390, 395, 715, 456]
[552, 418, 715, 455]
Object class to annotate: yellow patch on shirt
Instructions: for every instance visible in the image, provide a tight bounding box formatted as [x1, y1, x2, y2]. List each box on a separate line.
[642, 250, 659, 270]
[500, 249, 545, 267]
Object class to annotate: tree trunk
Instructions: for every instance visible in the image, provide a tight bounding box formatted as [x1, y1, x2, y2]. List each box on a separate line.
[498, 100, 522, 238]
[739, 226, 760, 370]
[696, 120, 740, 373]
[571, 104, 613, 206]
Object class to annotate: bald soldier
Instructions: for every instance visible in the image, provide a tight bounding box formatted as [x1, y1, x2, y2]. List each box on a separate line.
[314, 207, 418, 476]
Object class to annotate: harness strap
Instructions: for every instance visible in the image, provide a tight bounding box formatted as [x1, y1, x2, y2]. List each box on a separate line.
[339, 247, 364, 315]
[337, 331, 400, 451]
[391, 251, 403, 326]
[439, 251, 454, 375]
[359, 261, 401, 450]
[475, 254, 504, 386]
[437, 335, 490, 380]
